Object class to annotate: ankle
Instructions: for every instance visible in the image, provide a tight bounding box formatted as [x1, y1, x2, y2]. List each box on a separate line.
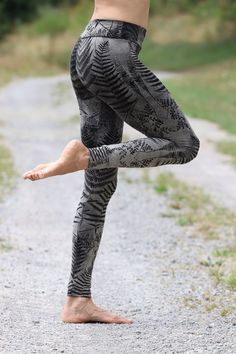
[66, 295, 92, 306]
[81, 149, 90, 170]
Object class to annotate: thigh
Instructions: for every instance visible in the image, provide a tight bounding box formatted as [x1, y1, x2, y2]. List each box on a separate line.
[78, 36, 198, 145]
[70, 37, 124, 149]
[78, 92, 124, 149]
[71, 51, 124, 193]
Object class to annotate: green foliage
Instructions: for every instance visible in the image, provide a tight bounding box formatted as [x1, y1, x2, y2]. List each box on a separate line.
[0, 0, 38, 38]
[34, 7, 69, 36]
[216, 141, 236, 167]
[163, 57, 236, 135]
[0, 140, 16, 201]
[150, 0, 204, 16]
[140, 38, 236, 71]
[0, 0, 80, 39]
[1, 0, 236, 40]
[149, 0, 236, 37]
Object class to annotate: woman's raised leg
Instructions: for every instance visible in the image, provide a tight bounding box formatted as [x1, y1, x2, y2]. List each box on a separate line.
[80, 36, 200, 170]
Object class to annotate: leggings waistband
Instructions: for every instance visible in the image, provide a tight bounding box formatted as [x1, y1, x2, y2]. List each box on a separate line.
[79, 19, 147, 48]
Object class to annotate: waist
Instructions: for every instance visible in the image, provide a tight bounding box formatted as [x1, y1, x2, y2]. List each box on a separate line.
[79, 19, 147, 48]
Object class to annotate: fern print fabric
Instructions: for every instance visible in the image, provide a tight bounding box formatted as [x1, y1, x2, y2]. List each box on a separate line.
[67, 19, 200, 297]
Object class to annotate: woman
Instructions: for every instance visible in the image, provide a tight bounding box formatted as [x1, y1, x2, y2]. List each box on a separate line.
[23, 0, 200, 324]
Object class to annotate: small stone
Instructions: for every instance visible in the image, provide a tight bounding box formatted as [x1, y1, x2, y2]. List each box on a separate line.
[208, 323, 214, 328]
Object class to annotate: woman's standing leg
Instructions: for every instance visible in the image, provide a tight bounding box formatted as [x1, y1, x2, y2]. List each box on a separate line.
[61, 40, 133, 324]
[66, 93, 124, 297]
[67, 40, 123, 298]
[67, 103, 123, 298]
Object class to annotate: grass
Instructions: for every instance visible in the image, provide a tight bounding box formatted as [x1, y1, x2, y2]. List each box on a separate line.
[163, 58, 236, 135]
[140, 37, 236, 72]
[0, 237, 14, 252]
[221, 306, 236, 317]
[152, 171, 236, 240]
[0, 138, 16, 202]
[145, 169, 236, 314]
[210, 246, 236, 290]
[215, 140, 236, 167]
[0, 137, 16, 253]
[148, 171, 236, 293]
[183, 292, 236, 317]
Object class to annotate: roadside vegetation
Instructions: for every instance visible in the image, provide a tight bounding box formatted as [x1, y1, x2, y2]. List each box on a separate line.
[139, 170, 236, 315]
[215, 140, 236, 168]
[0, 135, 16, 202]
[0, 134, 16, 252]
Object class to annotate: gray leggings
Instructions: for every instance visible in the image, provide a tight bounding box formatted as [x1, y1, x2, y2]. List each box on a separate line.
[67, 19, 200, 297]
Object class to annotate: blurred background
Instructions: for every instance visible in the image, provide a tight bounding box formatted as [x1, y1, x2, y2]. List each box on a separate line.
[0, 0, 235, 133]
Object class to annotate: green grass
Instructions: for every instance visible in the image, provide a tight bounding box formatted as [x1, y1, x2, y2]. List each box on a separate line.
[212, 246, 236, 290]
[140, 38, 236, 71]
[0, 139, 16, 201]
[214, 246, 236, 258]
[0, 238, 14, 252]
[163, 59, 236, 134]
[150, 171, 236, 297]
[215, 140, 236, 167]
[0, 138, 16, 253]
[221, 306, 236, 317]
[152, 171, 236, 240]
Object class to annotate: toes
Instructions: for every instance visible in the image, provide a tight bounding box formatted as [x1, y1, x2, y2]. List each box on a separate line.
[22, 164, 47, 179]
[23, 169, 46, 181]
[22, 170, 33, 179]
[33, 169, 48, 180]
[23, 165, 52, 180]
[114, 316, 132, 324]
[111, 313, 133, 324]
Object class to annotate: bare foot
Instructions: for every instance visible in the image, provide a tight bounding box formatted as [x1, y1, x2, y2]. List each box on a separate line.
[22, 139, 90, 181]
[61, 296, 133, 324]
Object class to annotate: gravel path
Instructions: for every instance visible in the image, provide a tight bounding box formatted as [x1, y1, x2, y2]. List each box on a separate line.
[0, 75, 236, 354]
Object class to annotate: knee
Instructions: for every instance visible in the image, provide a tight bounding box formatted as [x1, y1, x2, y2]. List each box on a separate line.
[180, 134, 200, 164]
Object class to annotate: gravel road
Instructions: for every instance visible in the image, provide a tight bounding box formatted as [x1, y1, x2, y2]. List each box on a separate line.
[0, 75, 235, 354]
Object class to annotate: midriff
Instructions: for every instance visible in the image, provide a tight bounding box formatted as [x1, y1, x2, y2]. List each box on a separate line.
[90, 0, 150, 30]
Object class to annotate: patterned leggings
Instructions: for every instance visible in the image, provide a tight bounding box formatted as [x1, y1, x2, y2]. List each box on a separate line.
[67, 19, 200, 297]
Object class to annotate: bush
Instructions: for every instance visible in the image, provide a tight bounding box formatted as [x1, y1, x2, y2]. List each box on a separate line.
[35, 7, 69, 36]
[0, 0, 80, 39]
